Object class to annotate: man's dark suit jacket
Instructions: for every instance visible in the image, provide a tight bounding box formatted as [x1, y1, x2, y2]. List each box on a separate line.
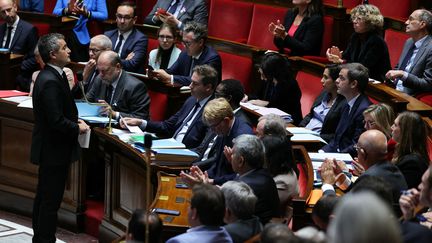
[0, 19, 38, 89]
[322, 94, 371, 156]
[104, 28, 148, 74]
[237, 168, 280, 224]
[167, 45, 221, 86]
[31, 65, 80, 166]
[274, 9, 323, 56]
[396, 154, 429, 189]
[86, 71, 150, 119]
[146, 96, 211, 149]
[401, 221, 432, 243]
[144, 0, 208, 27]
[299, 92, 347, 142]
[395, 35, 432, 94]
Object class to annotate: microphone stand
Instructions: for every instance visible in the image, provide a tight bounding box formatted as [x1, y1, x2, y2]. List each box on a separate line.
[144, 134, 153, 243]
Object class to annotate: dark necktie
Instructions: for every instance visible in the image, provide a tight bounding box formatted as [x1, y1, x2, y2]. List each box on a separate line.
[114, 34, 124, 54]
[167, 0, 179, 14]
[189, 58, 196, 76]
[62, 71, 69, 86]
[399, 44, 415, 70]
[105, 85, 114, 104]
[173, 102, 200, 138]
[3, 26, 13, 49]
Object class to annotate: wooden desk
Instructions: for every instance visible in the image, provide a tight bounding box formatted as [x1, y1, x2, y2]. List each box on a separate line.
[0, 53, 23, 90]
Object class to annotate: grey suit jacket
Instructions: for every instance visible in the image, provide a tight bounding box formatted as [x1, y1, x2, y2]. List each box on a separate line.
[396, 35, 432, 94]
[144, 0, 208, 27]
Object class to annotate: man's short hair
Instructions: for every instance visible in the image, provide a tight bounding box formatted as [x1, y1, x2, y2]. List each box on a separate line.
[233, 134, 265, 169]
[99, 50, 122, 67]
[118, 1, 136, 16]
[340, 63, 369, 93]
[183, 21, 208, 41]
[221, 181, 257, 220]
[217, 79, 245, 106]
[261, 223, 297, 243]
[418, 9, 432, 34]
[191, 184, 225, 226]
[312, 195, 340, 227]
[37, 33, 65, 64]
[258, 114, 287, 136]
[193, 64, 218, 88]
[91, 34, 112, 50]
[202, 98, 234, 125]
[127, 210, 162, 242]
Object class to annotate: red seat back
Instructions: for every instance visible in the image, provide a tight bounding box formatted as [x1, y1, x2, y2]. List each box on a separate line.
[219, 51, 253, 94]
[296, 71, 323, 117]
[303, 15, 334, 63]
[373, 0, 410, 20]
[208, 0, 253, 43]
[148, 90, 168, 121]
[44, 0, 56, 13]
[384, 29, 410, 68]
[247, 4, 287, 50]
[416, 93, 432, 107]
[34, 23, 50, 36]
[323, 0, 361, 9]
[137, 0, 158, 23]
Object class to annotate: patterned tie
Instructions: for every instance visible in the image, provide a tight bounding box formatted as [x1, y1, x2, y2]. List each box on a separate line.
[3, 26, 13, 49]
[167, 0, 179, 14]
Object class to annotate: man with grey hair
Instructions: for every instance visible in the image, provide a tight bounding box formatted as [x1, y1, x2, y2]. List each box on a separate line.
[256, 114, 287, 138]
[86, 50, 150, 119]
[221, 181, 262, 243]
[386, 9, 432, 95]
[153, 21, 221, 86]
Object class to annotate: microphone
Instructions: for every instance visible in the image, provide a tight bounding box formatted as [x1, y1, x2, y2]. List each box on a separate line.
[144, 133, 153, 243]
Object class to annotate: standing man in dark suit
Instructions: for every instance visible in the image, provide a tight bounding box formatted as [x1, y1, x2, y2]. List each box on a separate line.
[144, 0, 208, 28]
[104, 2, 147, 74]
[86, 50, 150, 120]
[0, 0, 38, 91]
[153, 22, 221, 86]
[31, 33, 90, 243]
[321, 63, 372, 156]
[386, 9, 432, 95]
[122, 64, 218, 149]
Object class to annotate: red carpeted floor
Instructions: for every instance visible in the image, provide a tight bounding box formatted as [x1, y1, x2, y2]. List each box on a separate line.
[84, 200, 104, 238]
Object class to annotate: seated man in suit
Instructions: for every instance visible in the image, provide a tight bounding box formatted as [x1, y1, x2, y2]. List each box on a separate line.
[153, 22, 221, 86]
[256, 114, 288, 139]
[193, 98, 253, 183]
[121, 64, 218, 149]
[320, 130, 408, 203]
[182, 134, 280, 224]
[126, 210, 163, 243]
[81, 34, 112, 93]
[166, 184, 232, 243]
[321, 63, 372, 156]
[0, 0, 38, 91]
[86, 50, 150, 119]
[104, 2, 147, 73]
[386, 9, 432, 95]
[144, 0, 208, 28]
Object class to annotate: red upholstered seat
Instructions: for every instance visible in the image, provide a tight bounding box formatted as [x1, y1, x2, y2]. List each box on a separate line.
[303, 15, 334, 63]
[427, 137, 432, 162]
[384, 29, 410, 68]
[322, 0, 361, 9]
[87, 21, 104, 36]
[33, 23, 50, 36]
[149, 90, 168, 121]
[219, 51, 253, 94]
[415, 93, 432, 107]
[138, 0, 157, 22]
[44, 0, 56, 13]
[373, 0, 410, 20]
[296, 71, 323, 117]
[247, 4, 287, 50]
[208, 0, 253, 43]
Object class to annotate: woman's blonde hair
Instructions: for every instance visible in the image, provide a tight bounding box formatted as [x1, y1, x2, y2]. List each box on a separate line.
[363, 103, 395, 138]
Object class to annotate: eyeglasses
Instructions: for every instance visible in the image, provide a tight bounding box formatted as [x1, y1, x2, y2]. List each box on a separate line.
[89, 48, 102, 54]
[351, 16, 364, 22]
[182, 40, 195, 47]
[158, 35, 174, 40]
[363, 120, 376, 127]
[116, 14, 134, 20]
[354, 143, 364, 152]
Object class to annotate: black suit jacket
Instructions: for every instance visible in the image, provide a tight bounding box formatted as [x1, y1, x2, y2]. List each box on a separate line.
[31, 65, 80, 166]
[86, 71, 150, 119]
[396, 154, 429, 189]
[274, 9, 323, 56]
[167, 45, 222, 86]
[299, 92, 346, 142]
[144, 0, 208, 27]
[343, 32, 391, 81]
[146, 95, 212, 149]
[322, 94, 371, 156]
[401, 221, 432, 243]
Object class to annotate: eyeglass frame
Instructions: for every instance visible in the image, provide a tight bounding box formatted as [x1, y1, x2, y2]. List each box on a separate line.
[115, 13, 134, 21]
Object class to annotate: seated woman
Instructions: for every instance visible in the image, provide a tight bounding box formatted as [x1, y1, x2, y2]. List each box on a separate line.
[391, 111, 430, 189]
[326, 4, 390, 80]
[246, 52, 303, 125]
[299, 64, 346, 142]
[269, 0, 323, 56]
[148, 23, 181, 70]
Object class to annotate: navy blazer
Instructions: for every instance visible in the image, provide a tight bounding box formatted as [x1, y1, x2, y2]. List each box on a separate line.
[322, 94, 371, 156]
[274, 9, 323, 56]
[395, 36, 432, 94]
[299, 92, 347, 142]
[167, 45, 222, 86]
[31, 65, 80, 166]
[144, 0, 208, 27]
[86, 71, 150, 119]
[146, 96, 212, 149]
[104, 28, 148, 73]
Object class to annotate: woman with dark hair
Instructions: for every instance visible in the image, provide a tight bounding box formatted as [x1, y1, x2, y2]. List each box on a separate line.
[148, 23, 181, 70]
[247, 52, 303, 125]
[269, 0, 324, 56]
[391, 111, 430, 188]
[299, 64, 346, 142]
[326, 4, 391, 80]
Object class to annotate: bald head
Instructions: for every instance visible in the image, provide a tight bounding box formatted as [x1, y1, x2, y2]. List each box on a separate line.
[358, 130, 387, 158]
[97, 51, 122, 84]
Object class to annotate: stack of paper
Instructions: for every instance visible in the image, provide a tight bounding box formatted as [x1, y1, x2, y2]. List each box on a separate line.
[308, 152, 354, 171]
[75, 101, 111, 123]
